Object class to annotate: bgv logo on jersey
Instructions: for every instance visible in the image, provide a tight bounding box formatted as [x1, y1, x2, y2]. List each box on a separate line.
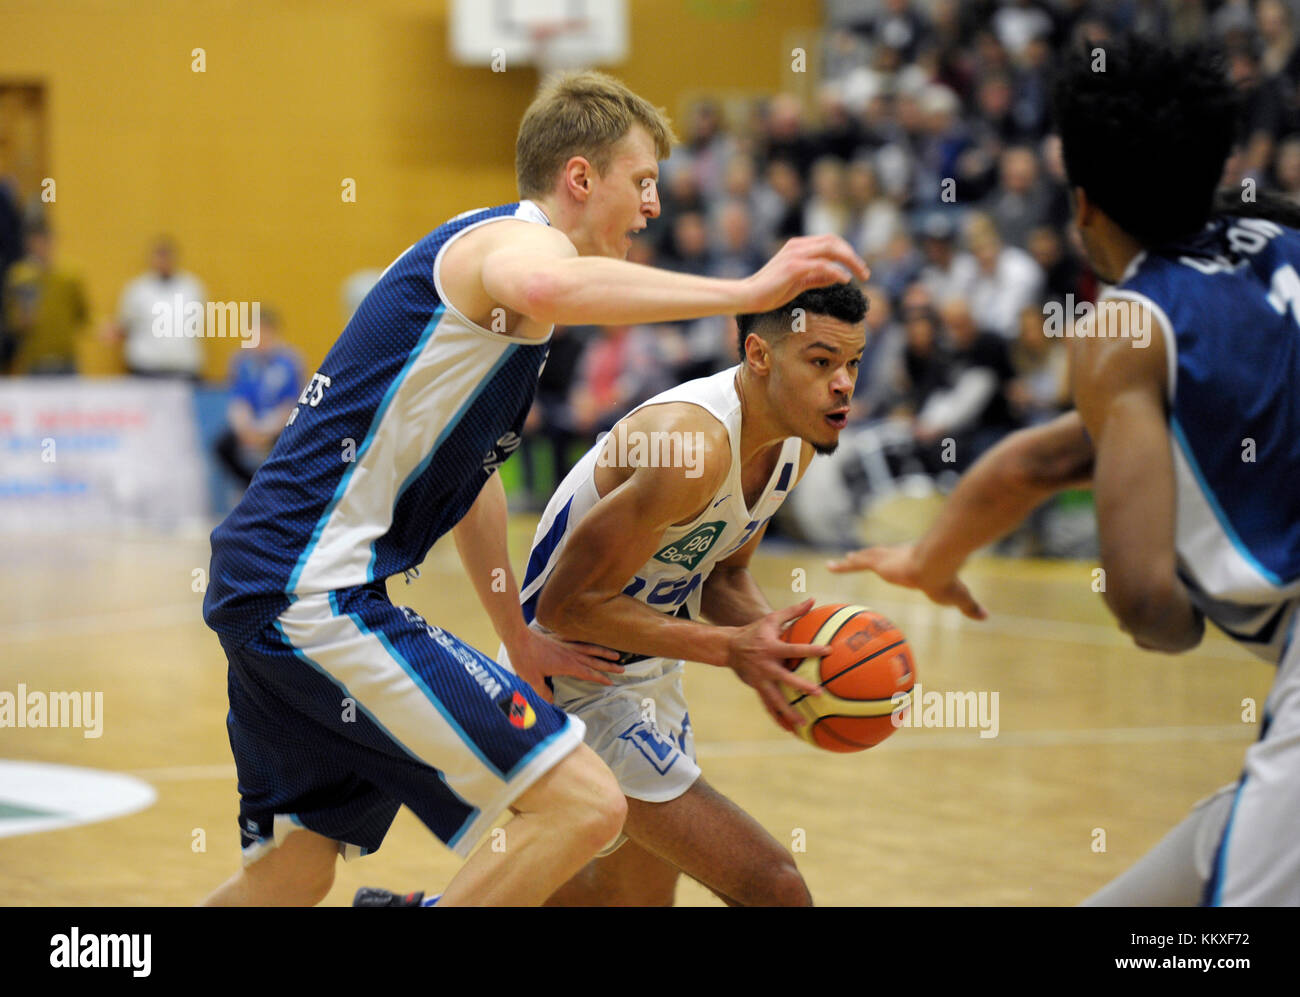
[652, 521, 726, 571]
[483, 431, 522, 473]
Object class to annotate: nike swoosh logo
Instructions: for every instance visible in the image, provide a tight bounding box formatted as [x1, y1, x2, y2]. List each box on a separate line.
[712, 495, 732, 508]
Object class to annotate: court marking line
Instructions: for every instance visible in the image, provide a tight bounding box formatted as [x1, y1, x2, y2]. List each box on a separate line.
[0, 595, 1254, 664]
[127, 723, 1256, 781]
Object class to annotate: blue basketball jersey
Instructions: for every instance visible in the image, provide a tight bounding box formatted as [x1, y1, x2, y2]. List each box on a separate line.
[204, 200, 553, 647]
[1106, 215, 1300, 662]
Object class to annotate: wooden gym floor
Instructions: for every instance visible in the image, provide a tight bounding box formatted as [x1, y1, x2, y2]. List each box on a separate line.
[0, 503, 1273, 906]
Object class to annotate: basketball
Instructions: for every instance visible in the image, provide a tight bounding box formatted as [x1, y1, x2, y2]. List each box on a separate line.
[782, 604, 916, 753]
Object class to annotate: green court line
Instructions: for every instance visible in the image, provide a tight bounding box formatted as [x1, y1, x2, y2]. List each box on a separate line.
[0, 800, 62, 820]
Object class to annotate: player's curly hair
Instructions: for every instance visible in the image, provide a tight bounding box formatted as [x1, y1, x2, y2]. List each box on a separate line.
[1052, 34, 1240, 248]
[735, 282, 868, 362]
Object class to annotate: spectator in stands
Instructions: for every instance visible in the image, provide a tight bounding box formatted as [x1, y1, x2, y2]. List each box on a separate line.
[987, 145, 1054, 248]
[1007, 301, 1069, 427]
[710, 200, 766, 280]
[846, 157, 903, 258]
[960, 69, 1030, 197]
[1009, 36, 1053, 140]
[918, 210, 977, 304]
[1228, 39, 1287, 179]
[856, 281, 905, 421]
[871, 226, 925, 302]
[213, 307, 302, 487]
[992, 0, 1055, 61]
[754, 158, 806, 250]
[844, 0, 933, 64]
[914, 296, 1020, 470]
[1260, 0, 1299, 80]
[813, 86, 865, 162]
[1026, 224, 1082, 304]
[714, 153, 763, 238]
[963, 211, 1043, 338]
[665, 210, 714, 276]
[2, 223, 87, 376]
[652, 168, 705, 262]
[804, 156, 852, 237]
[898, 287, 949, 422]
[518, 323, 589, 511]
[569, 323, 675, 439]
[1273, 134, 1300, 199]
[0, 176, 23, 374]
[914, 83, 972, 205]
[667, 98, 736, 202]
[760, 94, 819, 179]
[105, 235, 207, 380]
[1167, 0, 1210, 48]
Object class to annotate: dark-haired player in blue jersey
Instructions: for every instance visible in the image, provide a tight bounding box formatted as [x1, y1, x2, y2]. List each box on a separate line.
[199, 70, 868, 906]
[831, 36, 1300, 905]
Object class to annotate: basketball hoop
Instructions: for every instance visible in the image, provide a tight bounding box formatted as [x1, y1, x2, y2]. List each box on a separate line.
[527, 18, 592, 77]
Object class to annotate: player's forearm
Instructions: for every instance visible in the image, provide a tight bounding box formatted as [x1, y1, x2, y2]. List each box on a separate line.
[1110, 579, 1205, 653]
[913, 414, 1093, 582]
[452, 475, 530, 652]
[537, 589, 735, 667]
[699, 567, 771, 628]
[521, 257, 750, 327]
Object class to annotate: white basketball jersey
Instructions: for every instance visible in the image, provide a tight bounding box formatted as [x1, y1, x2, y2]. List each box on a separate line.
[518, 366, 803, 653]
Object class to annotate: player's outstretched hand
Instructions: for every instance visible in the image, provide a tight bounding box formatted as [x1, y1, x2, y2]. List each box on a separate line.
[509, 629, 623, 703]
[726, 598, 829, 733]
[742, 235, 870, 315]
[826, 544, 987, 621]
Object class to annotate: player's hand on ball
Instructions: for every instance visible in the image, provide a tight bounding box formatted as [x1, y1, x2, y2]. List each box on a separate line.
[509, 629, 623, 703]
[726, 598, 828, 733]
[826, 544, 987, 621]
[743, 235, 870, 314]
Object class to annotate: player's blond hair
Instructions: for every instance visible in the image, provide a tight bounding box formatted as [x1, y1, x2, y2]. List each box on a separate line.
[515, 70, 675, 199]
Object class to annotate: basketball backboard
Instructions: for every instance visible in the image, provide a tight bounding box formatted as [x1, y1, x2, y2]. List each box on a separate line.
[450, 0, 629, 73]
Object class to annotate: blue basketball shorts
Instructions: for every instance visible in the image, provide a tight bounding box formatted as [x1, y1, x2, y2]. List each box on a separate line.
[220, 582, 585, 863]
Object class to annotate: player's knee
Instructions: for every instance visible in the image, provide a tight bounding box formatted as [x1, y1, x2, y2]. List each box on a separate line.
[580, 770, 628, 855]
[547, 746, 627, 851]
[759, 856, 812, 907]
[296, 866, 335, 906]
[274, 856, 336, 906]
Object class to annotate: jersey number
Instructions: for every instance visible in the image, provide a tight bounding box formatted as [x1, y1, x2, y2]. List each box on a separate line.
[1266, 264, 1300, 324]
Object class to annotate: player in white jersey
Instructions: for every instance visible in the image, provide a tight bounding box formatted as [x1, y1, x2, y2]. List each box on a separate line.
[832, 37, 1300, 905]
[501, 282, 868, 906]
[201, 68, 870, 909]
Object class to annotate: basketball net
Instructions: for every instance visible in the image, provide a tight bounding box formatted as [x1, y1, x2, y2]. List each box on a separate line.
[527, 19, 592, 79]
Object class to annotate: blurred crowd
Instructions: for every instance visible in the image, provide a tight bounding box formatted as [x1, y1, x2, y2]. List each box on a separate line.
[5, 0, 1300, 540]
[521, 0, 1300, 546]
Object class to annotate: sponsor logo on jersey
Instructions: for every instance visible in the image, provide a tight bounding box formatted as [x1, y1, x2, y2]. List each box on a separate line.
[483, 431, 522, 473]
[402, 606, 507, 699]
[652, 520, 726, 571]
[500, 690, 536, 729]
